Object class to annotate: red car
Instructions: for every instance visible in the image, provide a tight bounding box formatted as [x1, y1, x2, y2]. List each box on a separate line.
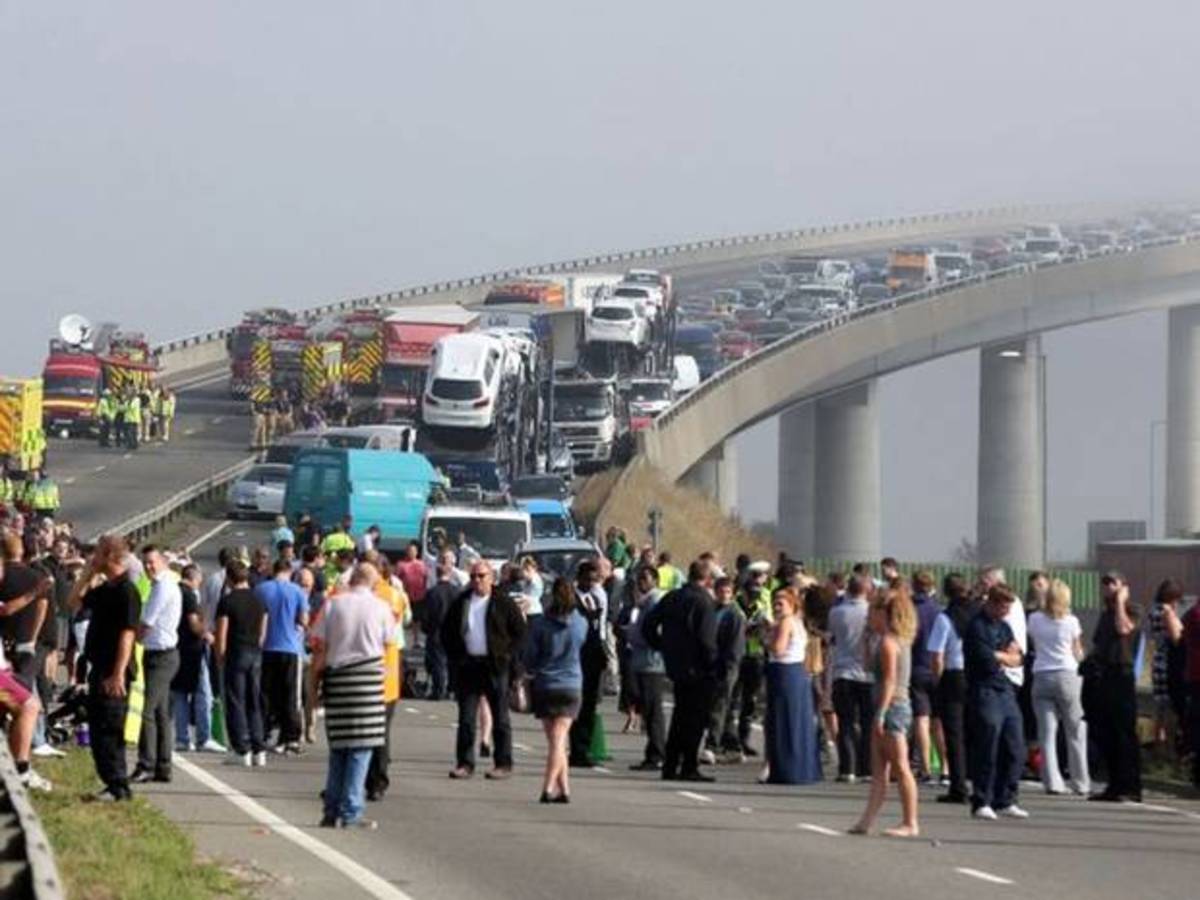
[718, 330, 757, 360]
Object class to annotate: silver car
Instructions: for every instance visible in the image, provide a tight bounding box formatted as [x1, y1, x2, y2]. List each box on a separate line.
[226, 464, 291, 518]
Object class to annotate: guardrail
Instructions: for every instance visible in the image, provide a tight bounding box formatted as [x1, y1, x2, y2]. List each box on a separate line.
[91, 456, 258, 544]
[150, 202, 1101, 365]
[652, 232, 1200, 432]
[0, 745, 64, 900]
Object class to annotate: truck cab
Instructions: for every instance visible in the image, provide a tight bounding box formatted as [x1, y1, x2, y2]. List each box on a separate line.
[552, 377, 628, 470]
[624, 377, 675, 431]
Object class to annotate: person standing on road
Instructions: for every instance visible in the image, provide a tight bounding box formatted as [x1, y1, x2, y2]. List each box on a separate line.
[732, 562, 772, 758]
[1088, 571, 1143, 802]
[1148, 579, 1186, 755]
[1028, 579, 1090, 795]
[422, 556, 456, 701]
[909, 571, 943, 782]
[928, 573, 974, 805]
[525, 578, 587, 804]
[568, 560, 608, 768]
[257, 559, 309, 755]
[704, 577, 746, 764]
[641, 559, 718, 783]
[70, 535, 140, 801]
[625, 566, 667, 771]
[830, 574, 874, 782]
[850, 586, 919, 837]
[442, 562, 526, 779]
[171, 564, 223, 752]
[1181, 596, 1200, 789]
[216, 561, 269, 767]
[132, 546, 182, 784]
[763, 586, 821, 785]
[964, 585, 1029, 820]
[312, 563, 394, 829]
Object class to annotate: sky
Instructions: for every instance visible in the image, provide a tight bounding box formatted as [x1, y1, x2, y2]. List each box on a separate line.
[3, 1, 1199, 561]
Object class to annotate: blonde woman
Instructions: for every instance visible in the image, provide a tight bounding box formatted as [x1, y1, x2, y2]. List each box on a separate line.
[1027, 579, 1090, 795]
[850, 587, 919, 837]
[762, 587, 822, 784]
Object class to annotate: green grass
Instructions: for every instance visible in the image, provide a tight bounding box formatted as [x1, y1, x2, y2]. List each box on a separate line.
[30, 749, 248, 900]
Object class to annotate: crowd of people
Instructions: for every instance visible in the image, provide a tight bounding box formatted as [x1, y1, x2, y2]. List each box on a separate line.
[96, 383, 176, 450]
[4, 509, 1200, 836]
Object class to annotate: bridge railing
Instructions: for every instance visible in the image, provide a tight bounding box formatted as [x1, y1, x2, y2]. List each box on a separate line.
[652, 231, 1199, 432]
[0, 744, 64, 899]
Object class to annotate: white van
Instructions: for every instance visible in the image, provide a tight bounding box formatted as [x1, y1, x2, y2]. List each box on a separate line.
[422, 333, 508, 430]
[672, 355, 701, 396]
[320, 424, 417, 452]
[421, 502, 532, 571]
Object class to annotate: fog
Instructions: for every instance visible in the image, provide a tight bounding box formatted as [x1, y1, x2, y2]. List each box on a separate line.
[3, 1, 1198, 561]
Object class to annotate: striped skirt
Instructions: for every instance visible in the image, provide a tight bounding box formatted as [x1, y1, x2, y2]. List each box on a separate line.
[323, 657, 387, 751]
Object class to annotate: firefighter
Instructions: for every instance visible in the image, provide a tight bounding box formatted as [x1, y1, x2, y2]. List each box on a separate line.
[97, 390, 116, 448]
[139, 383, 155, 444]
[0, 467, 12, 508]
[30, 469, 60, 521]
[159, 388, 176, 442]
[251, 398, 269, 450]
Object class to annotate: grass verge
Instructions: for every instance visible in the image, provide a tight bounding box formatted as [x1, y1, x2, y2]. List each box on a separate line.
[30, 749, 247, 900]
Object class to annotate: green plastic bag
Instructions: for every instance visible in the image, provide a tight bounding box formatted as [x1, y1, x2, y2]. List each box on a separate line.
[588, 708, 611, 762]
[210, 695, 227, 746]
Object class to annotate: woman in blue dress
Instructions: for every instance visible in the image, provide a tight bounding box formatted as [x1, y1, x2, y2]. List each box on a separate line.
[763, 587, 822, 784]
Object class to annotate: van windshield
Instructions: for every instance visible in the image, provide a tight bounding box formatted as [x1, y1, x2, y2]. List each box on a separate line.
[532, 513, 574, 539]
[323, 434, 370, 449]
[593, 306, 634, 321]
[426, 517, 528, 559]
[432, 378, 483, 400]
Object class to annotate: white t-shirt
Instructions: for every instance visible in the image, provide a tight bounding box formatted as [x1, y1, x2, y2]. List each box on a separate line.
[465, 593, 489, 656]
[1003, 601, 1027, 687]
[1027, 611, 1082, 673]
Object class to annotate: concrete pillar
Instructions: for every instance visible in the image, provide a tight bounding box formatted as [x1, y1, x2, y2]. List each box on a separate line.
[681, 440, 739, 515]
[1166, 305, 1200, 537]
[977, 336, 1045, 567]
[777, 403, 816, 559]
[813, 382, 881, 561]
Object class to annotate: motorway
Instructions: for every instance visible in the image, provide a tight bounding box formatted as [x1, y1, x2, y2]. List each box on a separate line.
[124, 518, 1200, 900]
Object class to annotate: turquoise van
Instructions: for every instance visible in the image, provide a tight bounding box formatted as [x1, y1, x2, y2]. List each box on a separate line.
[283, 448, 438, 552]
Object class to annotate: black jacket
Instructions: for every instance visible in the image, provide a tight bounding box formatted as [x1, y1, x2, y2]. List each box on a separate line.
[440, 587, 527, 672]
[422, 580, 457, 641]
[640, 582, 718, 684]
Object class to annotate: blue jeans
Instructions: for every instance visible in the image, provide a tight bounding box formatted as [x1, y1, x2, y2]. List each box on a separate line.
[173, 654, 214, 747]
[323, 748, 373, 824]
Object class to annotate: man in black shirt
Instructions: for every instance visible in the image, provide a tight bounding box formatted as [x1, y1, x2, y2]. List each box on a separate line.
[1089, 571, 1143, 802]
[216, 561, 268, 766]
[0, 532, 51, 694]
[70, 535, 141, 801]
[422, 557, 456, 701]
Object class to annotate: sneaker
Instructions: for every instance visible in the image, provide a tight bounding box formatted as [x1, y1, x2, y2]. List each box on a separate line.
[997, 804, 1030, 819]
[130, 768, 155, 784]
[318, 815, 338, 828]
[698, 748, 717, 766]
[678, 771, 716, 783]
[32, 744, 66, 759]
[740, 744, 759, 758]
[225, 752, 252, 767]
[283, 742, 304, 756]
[92, 786, 130, 802]
[175, 742, 195, 753]
[200, 739, 227, 753]
[835, 774, 858, 784]
[20, 769, 52, 793]
[721, 749, 745, 765]
[340, 818, 378, 830]
[972, 805, 998, 820]
[253, 751, 268, 767]
[939, 774, 951, 787]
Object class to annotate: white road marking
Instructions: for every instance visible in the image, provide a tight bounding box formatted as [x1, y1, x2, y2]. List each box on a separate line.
[64, 477, 76, 485]
[122, 453, 132, 460]
[737, 806, 753, 814]
[426, 714, 438, 720]
[797, 823, 841, 837]
[592, 765, 612, 774]
[184, 428, 197, 436]
[513, 742, 532, 752]
[93, 465, 107, 473]
[175, 756, 415, 900]
[1136, 803, 1180, 813]
[955, 867, 1014, 886]
[211, 417, 224, 425]
[186, 520, 233, 553]
[403, 706, 420, 714]
[677, 790, 712, 803]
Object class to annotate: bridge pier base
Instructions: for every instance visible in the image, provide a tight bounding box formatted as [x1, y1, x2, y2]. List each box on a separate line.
[977, 336, 1044, 567]
[1166, 304, 1200, 538]
[813, 382, 881, 561]
[777, 403, 816, 560]
[680, 440, 739, 516]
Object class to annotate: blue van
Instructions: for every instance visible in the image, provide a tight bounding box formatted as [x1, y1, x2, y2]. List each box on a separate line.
[283, 448, 439, 552]
[517, 498, 577, 540]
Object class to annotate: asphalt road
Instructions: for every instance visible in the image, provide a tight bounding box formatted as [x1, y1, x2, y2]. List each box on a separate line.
[127, 519, 1200, 900]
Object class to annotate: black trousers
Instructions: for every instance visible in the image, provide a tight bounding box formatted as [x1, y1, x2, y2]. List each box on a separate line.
[262, 651, 303, 745]
[425, 637, 448, 700]
[87, 674, 129, 793]
[367, 702, 398, 797]
[138, 649, 179, 775]
[736, 656, 765, 747]
[224, 646, 265, 755]
[569, 652, 604, 763]
[1188, 683, 1200, 788]
[455, 657, 512, 770]
[636, 671, 668, 764]
[936, 670, 968, 796]
[664, 677, 715, 776]
[1094, 668, 1141, 796]
[832, 678, 874, 778]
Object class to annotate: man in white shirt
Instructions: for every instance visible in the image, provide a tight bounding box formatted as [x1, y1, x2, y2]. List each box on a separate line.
[133, 545, 183, 784]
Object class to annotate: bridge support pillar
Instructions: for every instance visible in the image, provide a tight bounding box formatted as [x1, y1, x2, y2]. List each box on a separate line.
[1166, 304, 1200, 537]
[813, 382, 881, 561]
[681, 440, 739, 515]
[977, 336, 1044, 567]
[777, 403, 816, 560]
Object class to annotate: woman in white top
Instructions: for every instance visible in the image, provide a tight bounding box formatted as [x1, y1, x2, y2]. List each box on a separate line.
[761, 587, 821, 785]
[1027, 579, 1090, 795]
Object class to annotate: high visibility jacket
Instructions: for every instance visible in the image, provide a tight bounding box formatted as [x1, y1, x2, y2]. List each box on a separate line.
[97, 396, 117, 421]
[321, 532, 355, 557]
[162, 396, 176, 418]
[18, 480, 36, 506]
[32, 480, 59, 511]
[125, 397, 142, 424]
[0, 477, 12, 504]
[657, 565, 684, 592]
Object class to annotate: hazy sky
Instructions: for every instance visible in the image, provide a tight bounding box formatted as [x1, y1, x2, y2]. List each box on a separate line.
[3, 2, 1198, 561]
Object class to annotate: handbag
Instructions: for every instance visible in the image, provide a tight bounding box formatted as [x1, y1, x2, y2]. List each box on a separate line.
[509, 678, 530, 714]
[804, 634, 825, 676]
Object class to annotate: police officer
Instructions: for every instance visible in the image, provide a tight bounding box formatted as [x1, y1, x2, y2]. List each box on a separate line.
[30, 470, 59, 521]
[139, 385, 155, 444]
[97, 390, 116, 448]
[124, 391, 142, 450]
[159, 389, 176, 443]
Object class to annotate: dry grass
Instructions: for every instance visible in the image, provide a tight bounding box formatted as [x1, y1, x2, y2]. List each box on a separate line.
[590, 457, 778, 564]
[573, 467, 621, 530]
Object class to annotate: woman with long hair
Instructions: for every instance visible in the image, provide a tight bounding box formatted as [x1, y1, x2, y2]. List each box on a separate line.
[850, 586, 919, 838]
[762, 587, 822, 785]
[524, 577, 588, 803]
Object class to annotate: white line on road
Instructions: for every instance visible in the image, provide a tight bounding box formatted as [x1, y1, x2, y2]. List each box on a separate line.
[403, 706, 420, 714]
[955, 867, 1014, 886]
[93, 465, 107, 473]
[677, 790, 712, 803]
[186, 520, 233, 553]
[592, 765, 612, 774]
[184, 428, 196, 436]
[211, 417, 224, 425]
[64, 477, 76, 485]
[513, 742, 532, 752]
[175, 757, 415, 900]
[797, 823, 841, 837]
[122, 453, 132, 460]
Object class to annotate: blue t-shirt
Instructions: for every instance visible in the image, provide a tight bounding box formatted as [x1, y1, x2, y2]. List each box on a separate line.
[256, 578, 306, 655]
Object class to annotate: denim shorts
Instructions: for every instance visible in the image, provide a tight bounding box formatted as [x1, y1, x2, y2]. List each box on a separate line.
[883, 700, 913, 735]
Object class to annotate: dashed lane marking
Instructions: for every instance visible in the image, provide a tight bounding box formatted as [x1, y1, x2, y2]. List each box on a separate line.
[403, 706, 420, 714]
[513, 742, 532, 752]
[677, 790, 712, 803]
[211, 417, 224, 425]
[955, 868, 1014, 886]
[175, 756, 415, 900]
[592, 765, 612, 774]
[93, 465, 107, 473]
[797, 823, 841, 837]
[64, 477, 75, 485]
[122, 453, 132, 460]
[186, 520, 233, 553]
[184, 428, 197, 436]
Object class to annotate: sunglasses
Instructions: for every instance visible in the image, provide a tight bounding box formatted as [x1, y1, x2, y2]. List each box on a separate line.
[470, 572, 491, 580]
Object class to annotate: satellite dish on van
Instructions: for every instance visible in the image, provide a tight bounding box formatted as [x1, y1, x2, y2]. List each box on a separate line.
[58, 314, 92, 346]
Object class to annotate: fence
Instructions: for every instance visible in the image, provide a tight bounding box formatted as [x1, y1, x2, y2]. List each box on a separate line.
[0, 745, 63, 899]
